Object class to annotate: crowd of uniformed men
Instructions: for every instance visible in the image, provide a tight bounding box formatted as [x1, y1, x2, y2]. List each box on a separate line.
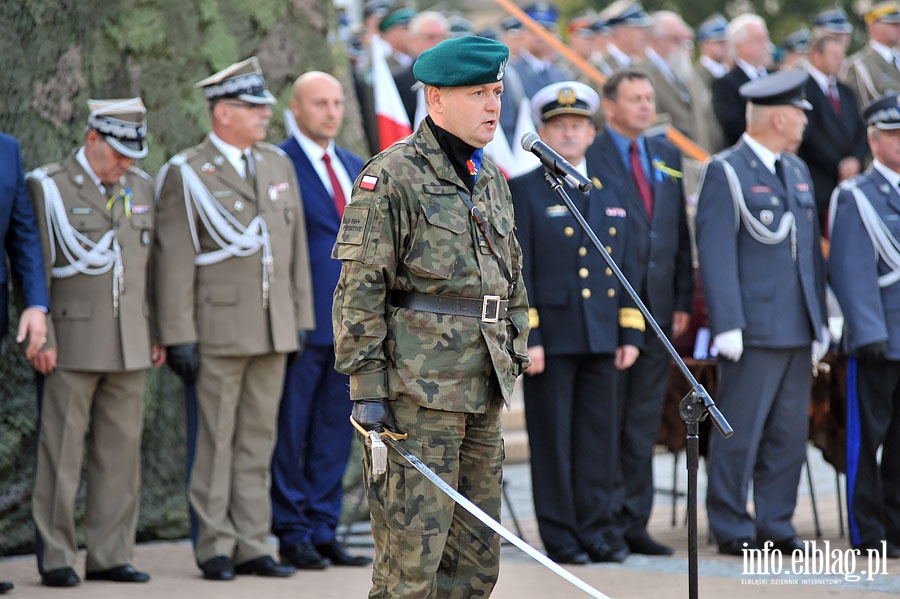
[3, 0, 900, 595]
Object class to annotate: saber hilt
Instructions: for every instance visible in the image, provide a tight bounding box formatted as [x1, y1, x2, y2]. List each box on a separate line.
[350, 416, 407, 476]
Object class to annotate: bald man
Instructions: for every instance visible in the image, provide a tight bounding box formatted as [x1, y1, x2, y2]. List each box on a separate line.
[270, 71, 369, 570]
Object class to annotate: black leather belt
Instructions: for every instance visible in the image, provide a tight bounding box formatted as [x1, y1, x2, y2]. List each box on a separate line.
[391, 290, 508, 322]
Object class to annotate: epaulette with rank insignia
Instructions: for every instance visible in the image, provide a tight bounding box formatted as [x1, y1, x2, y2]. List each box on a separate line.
[256, 141, 288, 158]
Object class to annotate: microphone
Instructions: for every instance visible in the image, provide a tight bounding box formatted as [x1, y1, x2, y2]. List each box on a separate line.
[520, 132, 593, 192]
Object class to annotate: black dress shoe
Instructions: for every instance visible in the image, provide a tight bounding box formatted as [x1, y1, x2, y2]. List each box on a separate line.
[86, 564, 150, 583]
[41, 567, 81, 587]
[626, 530, 674, 556]
[280, 542, 328, 569]
[546, 549, 590, 565]
[235, 555, 296, 577]
[718, 538, 759, 556]
[888, 542, 900, 558]
[0, 581, 13, 594]
[200, 555, 235, 581]
[769, 536, 805, 554]
[856, 541, 900, 558]
[588, 538, 628, 563]
[605, 531, 631, 561]
[315, 540, 372, 566]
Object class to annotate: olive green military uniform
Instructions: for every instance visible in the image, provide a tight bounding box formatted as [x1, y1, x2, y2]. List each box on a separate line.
[840, 44, 900, 108]
[153, 137, 314, 564]
[332, 120, 530, 598]
[28, 153, 156, 573]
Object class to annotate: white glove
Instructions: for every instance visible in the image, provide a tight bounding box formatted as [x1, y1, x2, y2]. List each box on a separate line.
[811, 325, 830, 363]
[714, 329, 744, 362]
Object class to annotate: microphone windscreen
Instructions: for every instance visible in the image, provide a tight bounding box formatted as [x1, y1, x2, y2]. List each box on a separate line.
[520, 131, 540, 152]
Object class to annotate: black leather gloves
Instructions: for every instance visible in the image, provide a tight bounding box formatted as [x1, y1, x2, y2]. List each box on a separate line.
[856, 341, 888, 363]
[167, 343, 200, 383]
[351, 398, 396, 433]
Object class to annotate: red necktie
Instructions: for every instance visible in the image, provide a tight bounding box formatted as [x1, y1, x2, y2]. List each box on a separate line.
[323, 153, 346, 218]
[630, 141, 653, 219]
[828, 80, 842, 117]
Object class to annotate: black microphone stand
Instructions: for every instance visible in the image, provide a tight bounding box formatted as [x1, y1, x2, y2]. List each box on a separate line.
[540, 169, 734, 599]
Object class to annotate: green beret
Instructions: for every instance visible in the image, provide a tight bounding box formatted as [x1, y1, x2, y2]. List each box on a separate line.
[379, 8, 415, 32]
[413, 37, 510, 87]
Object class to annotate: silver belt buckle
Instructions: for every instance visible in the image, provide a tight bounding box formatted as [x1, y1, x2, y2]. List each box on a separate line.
[481, 295, 501, 322]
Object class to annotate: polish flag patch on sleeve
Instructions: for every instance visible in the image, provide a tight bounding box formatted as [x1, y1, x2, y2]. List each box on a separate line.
[359, 174, 379, 191]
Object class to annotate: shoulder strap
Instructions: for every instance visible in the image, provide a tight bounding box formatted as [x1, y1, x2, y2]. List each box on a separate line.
[456, 190, 514, 288]
[841, 180, 900, 288]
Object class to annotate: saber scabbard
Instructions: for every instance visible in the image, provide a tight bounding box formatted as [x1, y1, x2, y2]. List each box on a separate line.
[349, 416, 613, 598]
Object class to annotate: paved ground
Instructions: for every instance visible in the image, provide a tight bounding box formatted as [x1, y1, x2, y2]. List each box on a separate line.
[2, 446, 898, 598]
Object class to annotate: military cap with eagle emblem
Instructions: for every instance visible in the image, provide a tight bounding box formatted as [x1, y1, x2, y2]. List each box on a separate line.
[863, 92, 900, 129]
[87, 97, 148, 159]
[195, 56, 276, 105]
[530, 81, 600, 123]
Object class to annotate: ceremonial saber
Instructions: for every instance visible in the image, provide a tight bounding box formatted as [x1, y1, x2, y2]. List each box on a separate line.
[351, 417, 613, 599]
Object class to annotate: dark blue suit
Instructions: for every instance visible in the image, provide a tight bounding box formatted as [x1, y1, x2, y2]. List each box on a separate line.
[0, 132, 48, 341]
[587, 129, 693, 541]
[829, 167, 900, 549]
[712, 67, 752, 148]
[798, 78, 867, 228]
[270, 136, 364, 548]
[510, 162, 643, 558]
[697, 140, 826, 545]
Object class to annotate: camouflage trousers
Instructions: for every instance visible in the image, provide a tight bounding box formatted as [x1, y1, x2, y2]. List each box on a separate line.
[362, 396, 504, 599]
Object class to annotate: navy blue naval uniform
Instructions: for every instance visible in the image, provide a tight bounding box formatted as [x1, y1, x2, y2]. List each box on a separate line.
[587, 127, 694, 543]
[829, 163, 900, 551]
[697, 138, 827, 546]
[509, 160, 644, 560]
[270, 135, 364, 551]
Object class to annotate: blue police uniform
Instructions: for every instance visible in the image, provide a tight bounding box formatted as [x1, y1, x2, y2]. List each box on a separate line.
[270, 133, 364, 559]
[697, 72, 827, 549]
[829, 92, 900, 554]
[499, 3, 572, 144]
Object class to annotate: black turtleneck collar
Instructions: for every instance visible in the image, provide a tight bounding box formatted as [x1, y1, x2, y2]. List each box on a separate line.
[425, 116, 477, 193]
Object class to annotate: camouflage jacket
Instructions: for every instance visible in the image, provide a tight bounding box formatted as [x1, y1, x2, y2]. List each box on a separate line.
[332, 122, 530, 413]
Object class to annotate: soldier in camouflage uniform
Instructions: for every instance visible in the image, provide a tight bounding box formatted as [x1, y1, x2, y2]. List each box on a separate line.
[332, 36, 530, 598]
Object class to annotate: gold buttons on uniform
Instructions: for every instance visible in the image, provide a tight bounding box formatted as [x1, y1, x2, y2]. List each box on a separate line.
[607, 289, 616, 298]
[605, 267, 612, 276]
[605, 245, 612, 253]
[581, 288, 591, 299]
[579, 268, 589, 278]
[564, 226, 575, 237]
[608, 226, 616, 236]
[578, 247, 587, 257]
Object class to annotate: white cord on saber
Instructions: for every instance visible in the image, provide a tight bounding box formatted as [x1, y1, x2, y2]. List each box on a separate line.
[351, 417, 613, 599]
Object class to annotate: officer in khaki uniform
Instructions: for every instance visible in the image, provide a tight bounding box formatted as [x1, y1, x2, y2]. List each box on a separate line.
[153, 57, 313, 581]
[840, 1, 900, 108]
[27, 98, 161, 587]
[334, 37, 530, 598]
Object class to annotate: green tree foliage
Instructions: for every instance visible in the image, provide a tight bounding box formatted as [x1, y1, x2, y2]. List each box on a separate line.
[0, 0, 367, 556]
